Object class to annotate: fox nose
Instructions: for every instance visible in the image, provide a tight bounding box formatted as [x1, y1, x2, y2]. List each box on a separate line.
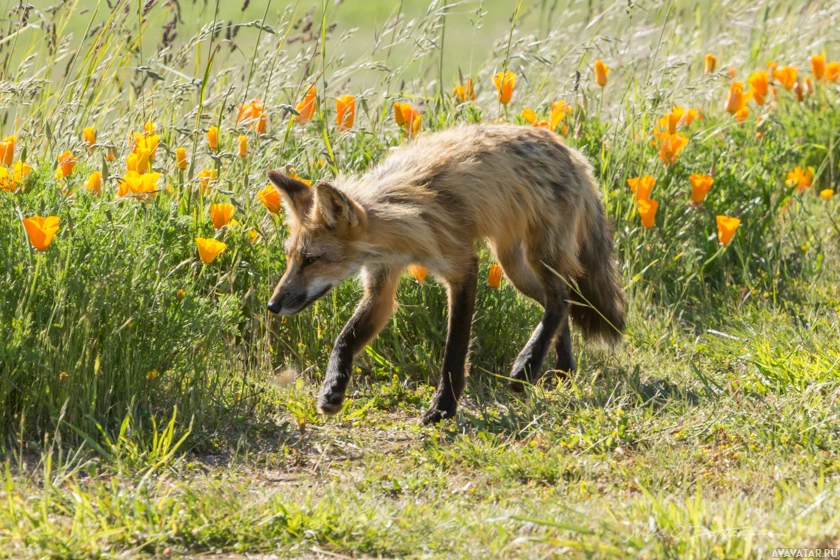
[267, 298, 283, 314]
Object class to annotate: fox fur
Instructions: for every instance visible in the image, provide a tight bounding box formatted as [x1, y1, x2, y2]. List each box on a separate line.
[267, 124, 625, 424]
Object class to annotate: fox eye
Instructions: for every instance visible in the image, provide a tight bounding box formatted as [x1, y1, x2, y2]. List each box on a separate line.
[302, 254, 320, 267]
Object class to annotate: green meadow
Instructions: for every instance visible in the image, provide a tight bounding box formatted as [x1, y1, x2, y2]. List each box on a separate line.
[1, 0, 840, 557]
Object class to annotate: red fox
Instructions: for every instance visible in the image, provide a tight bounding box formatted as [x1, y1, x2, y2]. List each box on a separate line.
[267, 124, 624, 424]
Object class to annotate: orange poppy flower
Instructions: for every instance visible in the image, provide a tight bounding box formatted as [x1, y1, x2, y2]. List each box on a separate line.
[811, 55, 825, 80]
[627, 175, 655, 201]
[237, 135, 248, 158]
[258, 184, 282, 214]
[786, 166, 814, 192]
[408, 264, 427, 283]
[747, 71, 769, 105]
[295, 87, 317, 124]
[197, 169, 217, 194]
[637, 199, 658, 229]
[0, 136, 16, 166]
[207, 126, 219, 150]
[492, 71, 516, 104]
[83, 127, 96, 147]
[487, 264, 503, 289]
[196, 238, 227, 264]
[394, 102, 421, 137]
[210, 203, 235, 229]
[820, 189, 834, 201]
[85, 171, 102, 195]
[724, 82, 746, 114]
[23, 216, 60, 251]
[119, 171, 161, 199]
[550, 101, 573, 129]
[689, 174, 713, 204]
[656, 132, 689, 166]
[176, 147, 188, 170]
[716, 215, 740, 246]
[593, 60, 610, 87]
[704, 54, 717, 75]
[826, 62, 840, 82]
[238, 99, 265, 131]
[453, 78, 476, 102]
[735, 106, 750, 124]
[56, 150, 76, 178]
[773, 66, 797, 89]
[336, 95, 356, 131]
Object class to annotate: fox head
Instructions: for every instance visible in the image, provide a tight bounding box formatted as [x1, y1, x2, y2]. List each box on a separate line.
[266, 169, 368, 315]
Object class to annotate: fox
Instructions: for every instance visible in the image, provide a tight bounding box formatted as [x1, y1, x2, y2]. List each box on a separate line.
[266, 124, 625, 424]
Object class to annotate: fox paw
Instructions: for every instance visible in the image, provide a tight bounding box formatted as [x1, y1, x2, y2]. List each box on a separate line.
[420, 405, 456, 425]
[316, 389, 345, 415]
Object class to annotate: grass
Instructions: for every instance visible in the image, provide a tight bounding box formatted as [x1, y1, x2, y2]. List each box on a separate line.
[2, 0, 840, 557]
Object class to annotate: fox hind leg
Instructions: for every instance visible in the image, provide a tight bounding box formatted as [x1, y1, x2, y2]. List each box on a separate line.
[553, 317, 577, 376]
[508, 254, 571, 392]
[421, 254, 478, 425]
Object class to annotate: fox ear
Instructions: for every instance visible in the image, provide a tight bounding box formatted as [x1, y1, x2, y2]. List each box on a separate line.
[313, 182, 365, 229]
[267, 169, 312, 218]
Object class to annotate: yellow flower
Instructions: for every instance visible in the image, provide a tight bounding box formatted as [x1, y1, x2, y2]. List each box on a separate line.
[724, 82, 746, 114]
[144, 119, 157, 133]
[453, 78, 476, 102]
[747, 71, 769, 105]
[656, 132, 689, 166]
[210, 203, 234, 229]
[335, 95, 356, 131]
[196, 238, 227, 264]
[786, 166, 814, 192]
[85, 171, 102, 195]
[492, 71, 516, 104]
[637, 199, 658, 229]
[133, 133, 160, 159]
[408, 264, 427, 283]
[176, 147, 188, 170]
[593, 60, 610, 87]
[295, 87, 317, 124]
[83, 127, 96, 147]
[0, 136, 16, 166]
[197, 169, 217, 194]
[237, 135, 248, 158]
[689, 174, 713, 204]
[258, 184, 282, 214]
[735, 106, 750, 124]
[207, 126, 219, 150]
[773, 66, 797, 89]
[57, 150, 76, 178]
[627, 175, 655, 201]
[487, 264, 503, 289]
[820, 189, 834, 201]
[129, 147, 151, 174]
[826, 61, 840, 82]
[147, 369, 159, 380]
[704, 54, 717, 75]
[13, 161, 32, 182]
[0, 167, 18, 192]
[22, 215, 60, 251]
[716, 215, 740, 246]
[811, 55, 826, 80]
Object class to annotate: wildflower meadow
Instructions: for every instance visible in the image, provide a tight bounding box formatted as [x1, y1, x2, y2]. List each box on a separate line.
[1, 0, 840, 557]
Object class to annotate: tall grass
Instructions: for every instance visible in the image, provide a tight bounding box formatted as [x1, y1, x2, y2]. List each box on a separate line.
[0, 0, 838, 443]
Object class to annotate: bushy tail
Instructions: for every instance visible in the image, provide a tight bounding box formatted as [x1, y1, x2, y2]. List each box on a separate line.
[568, 202, 626, 347]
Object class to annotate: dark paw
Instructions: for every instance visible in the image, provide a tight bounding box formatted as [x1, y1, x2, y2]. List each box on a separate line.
[507, 364, 533, 392]
[420, 405, 456, 425]
[316, 388, 345, 415]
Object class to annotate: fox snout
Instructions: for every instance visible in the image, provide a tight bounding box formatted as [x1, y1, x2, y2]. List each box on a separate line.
[267, 287, 307, 315]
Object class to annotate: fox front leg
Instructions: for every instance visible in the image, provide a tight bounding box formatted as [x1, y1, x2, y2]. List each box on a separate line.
[317, 268, 400, 415]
